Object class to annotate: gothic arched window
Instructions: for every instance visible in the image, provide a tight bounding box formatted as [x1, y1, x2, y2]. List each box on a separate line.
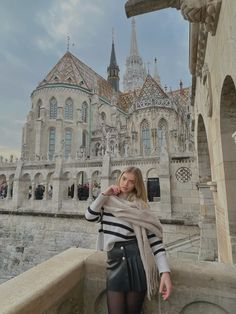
[141, 119, 151, 155]
[48, 127, 56, 160]
[157, 118, 168, 150]
[49, 97, 57, 119]
[81, 102, 88, 123]
[64, 98, 73, 120]
[37, 99, 42, 118]
[64, 129, 72, 158]
[101, 112, 106, 123]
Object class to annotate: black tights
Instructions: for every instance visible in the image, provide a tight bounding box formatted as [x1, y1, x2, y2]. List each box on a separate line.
[107, 290, 146, 314]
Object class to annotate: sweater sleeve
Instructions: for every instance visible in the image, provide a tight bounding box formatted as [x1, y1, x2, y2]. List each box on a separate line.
[85, 193, 108, 222]
[148, 233, 170, 275]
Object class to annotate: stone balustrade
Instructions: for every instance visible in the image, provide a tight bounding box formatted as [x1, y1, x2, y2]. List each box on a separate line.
[0, 247, 235, 314]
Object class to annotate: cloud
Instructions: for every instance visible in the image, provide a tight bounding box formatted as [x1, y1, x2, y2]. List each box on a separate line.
[35, 0, 106, 54]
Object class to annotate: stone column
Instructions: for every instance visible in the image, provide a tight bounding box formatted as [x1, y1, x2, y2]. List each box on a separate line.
[12, 160, 24, 208]
[6, 180, 11, 199]
[43, 181, 49, 200]
[198, 183, 217, 261]
[88, 177, 93, 202]
[159, 137, 171, 216]
[52, 157, 63, 211]
[73, 178, 78, 200]
[101, 153, 111, 192]
[31, 180, 36, 201]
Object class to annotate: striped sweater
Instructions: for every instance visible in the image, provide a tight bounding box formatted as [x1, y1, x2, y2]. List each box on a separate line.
[85, 193, 170, 274]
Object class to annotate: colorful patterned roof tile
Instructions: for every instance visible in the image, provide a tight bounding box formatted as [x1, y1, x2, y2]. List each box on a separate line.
[37, 51, 114, 102]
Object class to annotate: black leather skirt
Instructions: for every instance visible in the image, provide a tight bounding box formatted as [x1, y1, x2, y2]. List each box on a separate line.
[106, 239, 147, 292]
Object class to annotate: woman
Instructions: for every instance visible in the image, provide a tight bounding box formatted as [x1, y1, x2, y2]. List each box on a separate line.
[85, 167, 172, 314]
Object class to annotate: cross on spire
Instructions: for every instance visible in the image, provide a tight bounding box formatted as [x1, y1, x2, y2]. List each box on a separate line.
[147, 61, 151, 74]
[112, 28, 114, 43]
[67, 35, 70, 52]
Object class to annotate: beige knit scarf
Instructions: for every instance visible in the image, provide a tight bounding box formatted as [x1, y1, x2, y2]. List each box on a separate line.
[104, 195, 163, 300]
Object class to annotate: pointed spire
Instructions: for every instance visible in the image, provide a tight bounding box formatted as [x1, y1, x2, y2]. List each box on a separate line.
[130, 18, 139, 57]
[154, 58, 161, 86]
[109, 29, 118, 67]
[107, 29, 120, 92]
[123, 18, 145, 92]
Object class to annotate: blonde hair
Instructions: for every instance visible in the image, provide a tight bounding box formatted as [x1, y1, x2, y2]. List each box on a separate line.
[117, 167, 148, 204]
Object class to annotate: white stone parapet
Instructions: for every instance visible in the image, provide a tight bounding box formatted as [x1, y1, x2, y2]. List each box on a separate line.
[0, 248, 235, 313]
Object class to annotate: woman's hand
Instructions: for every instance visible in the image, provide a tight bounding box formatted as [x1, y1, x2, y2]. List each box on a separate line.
[102, 185, 120, 196]
[159, 272, 172, 301]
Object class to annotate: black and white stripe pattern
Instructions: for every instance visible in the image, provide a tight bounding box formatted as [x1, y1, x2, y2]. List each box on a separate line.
[85, 193, 170, 274]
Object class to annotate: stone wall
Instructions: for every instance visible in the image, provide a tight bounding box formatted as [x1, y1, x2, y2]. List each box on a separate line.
[170, 159, 199, 223]
[0, 211, 199, 284]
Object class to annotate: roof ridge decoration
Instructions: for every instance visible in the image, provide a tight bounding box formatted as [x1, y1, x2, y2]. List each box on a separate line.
[132, 74, 177, 111]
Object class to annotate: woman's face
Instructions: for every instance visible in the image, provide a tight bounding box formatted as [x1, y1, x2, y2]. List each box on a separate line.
[119, 172, 136, 194]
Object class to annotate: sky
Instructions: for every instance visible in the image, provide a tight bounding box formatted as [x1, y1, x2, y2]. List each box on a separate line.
[0, 0, 190, 158]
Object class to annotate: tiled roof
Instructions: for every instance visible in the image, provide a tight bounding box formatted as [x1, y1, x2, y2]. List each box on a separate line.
[118, 91, 137, 112]
[37, 51, 114, 102]
[168, 87, 190, 107]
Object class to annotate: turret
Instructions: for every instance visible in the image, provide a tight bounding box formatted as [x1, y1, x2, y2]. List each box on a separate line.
[107, 30, 120, 92]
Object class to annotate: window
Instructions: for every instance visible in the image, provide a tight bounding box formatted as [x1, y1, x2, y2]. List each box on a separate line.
[64, 98, 73, 120]
[48, 128, 56, 160]
[37, 99, 42, 118]
[64, 129, 72, 158]
[50, 97, 57, 119]
[81, 102, 88, 123]
[141, 120, 151, 155]
[157, 118, 168, 150]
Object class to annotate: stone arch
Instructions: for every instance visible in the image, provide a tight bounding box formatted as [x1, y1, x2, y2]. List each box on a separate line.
[46, 172, 54, 199]
[8, 174, 15, 198]
[0, 174, 7, 199]
[180, 301, 228, 314]
[62, 171, 73, 199]
[91, 170, 101, 199]
[34, 173, 45, 200]
[197, 114, 217, 261]
[220, 75, 236, 262]
[146, 168, 160, 202]
[76, 171, 89, 200]
[20, 173, 32, 201]
[197, 114, 212, 183]
[110, 170, 121, 185]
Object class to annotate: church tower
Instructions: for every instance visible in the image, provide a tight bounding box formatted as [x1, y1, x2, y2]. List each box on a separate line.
[123, 18, 146, 92]
[107, 32, 120, 92]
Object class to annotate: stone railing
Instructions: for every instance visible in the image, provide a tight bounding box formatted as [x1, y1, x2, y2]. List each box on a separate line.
[0, 247, 236, 314]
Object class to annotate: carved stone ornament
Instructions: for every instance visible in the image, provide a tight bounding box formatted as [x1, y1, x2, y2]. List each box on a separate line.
[125, 0, 222, 35]
[180, 0, 222, 35]
[202, 63, 213, 117]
